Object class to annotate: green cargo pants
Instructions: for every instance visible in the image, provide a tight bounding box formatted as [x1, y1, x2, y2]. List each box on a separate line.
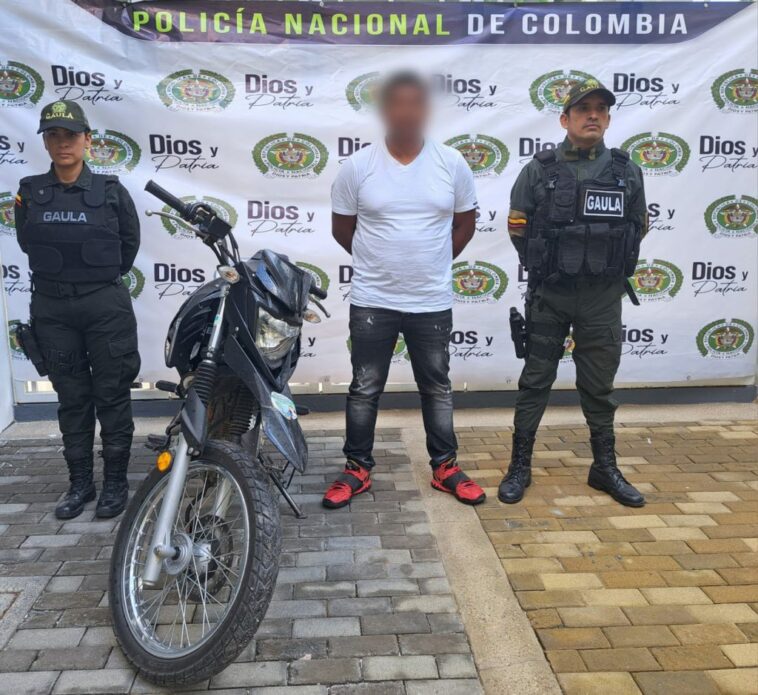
[514, 277, 625, 435]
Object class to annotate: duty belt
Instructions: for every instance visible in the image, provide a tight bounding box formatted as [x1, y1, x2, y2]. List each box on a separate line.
[32, 276, 120, 298]
[546, 275, 620, 288]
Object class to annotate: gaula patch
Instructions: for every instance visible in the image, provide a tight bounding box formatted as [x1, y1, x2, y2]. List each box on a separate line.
[582, 189, 624, 218]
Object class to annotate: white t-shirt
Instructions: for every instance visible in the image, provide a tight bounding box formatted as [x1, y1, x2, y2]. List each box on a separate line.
[331, 139, 477, 313]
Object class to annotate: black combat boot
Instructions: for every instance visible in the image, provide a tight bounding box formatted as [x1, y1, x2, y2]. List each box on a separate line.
[498, 431, 535, 504]
[56, 456, 96, 520]
[588, 433, 645, 507]
[97, 447, 130, 518]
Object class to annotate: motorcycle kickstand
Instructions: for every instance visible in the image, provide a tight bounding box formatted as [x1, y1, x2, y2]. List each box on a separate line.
[267, 469, 307, 519]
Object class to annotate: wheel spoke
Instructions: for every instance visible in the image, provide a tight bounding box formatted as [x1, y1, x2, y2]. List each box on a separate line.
[165, 579, 182, 648]
[177, 571, 191, 649]
[209, 555, 241, 582]
[190, 471, 210, 538]
[121, 460, 250, 657]
[189, 551, 211, 636]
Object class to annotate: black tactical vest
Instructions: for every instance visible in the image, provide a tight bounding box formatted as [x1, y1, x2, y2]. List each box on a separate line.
[20, 173, 121, 283]
[525, 148, 641, 282]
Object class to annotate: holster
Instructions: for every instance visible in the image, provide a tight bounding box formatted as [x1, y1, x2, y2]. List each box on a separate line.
[509, 307, 527, 360]
[14, 322, 48, 376]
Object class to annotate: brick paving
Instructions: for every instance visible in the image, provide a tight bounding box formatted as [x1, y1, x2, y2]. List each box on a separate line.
[0, 429, 483, 695]
[456, 420, 758, 695]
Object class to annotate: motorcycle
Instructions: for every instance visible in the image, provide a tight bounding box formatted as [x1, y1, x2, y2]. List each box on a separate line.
[108, 180, 328, 686]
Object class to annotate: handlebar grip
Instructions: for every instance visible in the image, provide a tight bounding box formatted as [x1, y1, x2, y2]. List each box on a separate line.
[309, 284, 327, 300]
[145, 180, 191, 219]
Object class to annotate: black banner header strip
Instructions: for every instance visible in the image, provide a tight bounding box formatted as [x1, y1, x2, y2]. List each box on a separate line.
[70, 1, 749, 46]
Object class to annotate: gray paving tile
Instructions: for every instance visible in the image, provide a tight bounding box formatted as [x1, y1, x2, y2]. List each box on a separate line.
[8, 627, 85, 650]
[0, 430, 482, 693]
[52, 668, 134, 694]
[288, 657, 361, 685]
[0, 670, 59, 695]
[406, 680, 484, 695]
[293, 617, 361, 638]
[209, 661, 287, 688]
[362, 655, 438, 681]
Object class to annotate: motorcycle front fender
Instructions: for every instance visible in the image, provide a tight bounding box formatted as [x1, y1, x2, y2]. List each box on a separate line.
[223, 334, 308, 472]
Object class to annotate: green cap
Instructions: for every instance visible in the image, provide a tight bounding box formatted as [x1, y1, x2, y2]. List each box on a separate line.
[562, 79, 616, 113]
[37, 99, 90, 134]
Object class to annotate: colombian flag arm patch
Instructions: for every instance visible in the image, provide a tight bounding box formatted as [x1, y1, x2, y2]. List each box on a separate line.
[507, 208, 528, 236]
[15, 194, 22, 207]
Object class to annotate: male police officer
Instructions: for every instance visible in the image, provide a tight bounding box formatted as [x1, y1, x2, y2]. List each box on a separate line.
[15, 100, 140, 519]
[499, 80, 647, 508]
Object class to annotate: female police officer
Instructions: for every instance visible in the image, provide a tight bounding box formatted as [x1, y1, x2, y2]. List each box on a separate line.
[14, 100, 140, 520]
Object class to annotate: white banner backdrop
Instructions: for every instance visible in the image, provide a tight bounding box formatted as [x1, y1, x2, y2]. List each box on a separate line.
[1, 0, 756, 402]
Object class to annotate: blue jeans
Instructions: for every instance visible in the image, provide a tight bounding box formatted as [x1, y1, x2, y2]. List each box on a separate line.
[344, 304, 457, 469]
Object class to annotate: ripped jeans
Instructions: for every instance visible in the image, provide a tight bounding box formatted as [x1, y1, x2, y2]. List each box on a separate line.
[344, 304, 457, 470]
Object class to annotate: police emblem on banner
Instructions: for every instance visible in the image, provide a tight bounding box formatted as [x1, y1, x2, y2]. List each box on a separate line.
[711, 69, 758, 113]
[697, 318, 754, 358]
[0, 61, 44, 107]
[157, 69, 235, 111]
[7, 319, 26, 360]
[253, 133, 328, 178]
[346, 72, 381, 112]
[347, 334, 409, 363]
[122, 267, 145, 300]
[631, 259, 683, 301]
[445, 134, 508, 177]
[529, 69, 596, 113]
[622, 132, 689, 176]
[0, 192, 15, 236]
[161, 196, 237, 240]
[85, 129, 141, 174]
[452, 261, 508, 303]
[296, 261, 330, 292]
[704, 195, 758, 238]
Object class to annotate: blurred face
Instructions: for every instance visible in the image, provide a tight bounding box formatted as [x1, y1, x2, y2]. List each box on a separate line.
[560, 95, 611, 147]
[42, 127, 91, 167]
[381, 83, 429, 143]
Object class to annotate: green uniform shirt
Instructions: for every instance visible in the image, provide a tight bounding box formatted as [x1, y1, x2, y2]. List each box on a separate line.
[507, 137, 648, 258]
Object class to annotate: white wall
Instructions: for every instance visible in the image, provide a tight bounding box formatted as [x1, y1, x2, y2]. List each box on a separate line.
[0, 246, 15, 432]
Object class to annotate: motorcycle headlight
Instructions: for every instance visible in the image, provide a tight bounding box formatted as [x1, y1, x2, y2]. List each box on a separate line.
[256, 308, 300, 361]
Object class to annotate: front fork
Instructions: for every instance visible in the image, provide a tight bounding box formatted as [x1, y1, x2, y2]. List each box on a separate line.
[141, 285, 231, 588]
[141, 435, 190, 586]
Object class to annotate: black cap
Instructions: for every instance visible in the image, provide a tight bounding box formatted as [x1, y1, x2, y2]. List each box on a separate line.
[37, 100, 90, 134]
[562, 79, 616, 113]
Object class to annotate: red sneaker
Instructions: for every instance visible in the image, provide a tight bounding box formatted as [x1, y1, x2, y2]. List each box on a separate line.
[322, 461, 372, 509]
[431, 459, 486, 505]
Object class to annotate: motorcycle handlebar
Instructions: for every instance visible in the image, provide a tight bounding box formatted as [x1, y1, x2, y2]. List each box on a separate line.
[145, 180, 191, 219]
[309, 285, 327, 300]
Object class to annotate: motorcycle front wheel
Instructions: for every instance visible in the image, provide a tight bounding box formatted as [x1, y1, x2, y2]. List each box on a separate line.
[108, 439, 280, 686]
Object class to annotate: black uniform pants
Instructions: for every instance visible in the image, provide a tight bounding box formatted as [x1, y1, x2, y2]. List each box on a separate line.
[30, 281, 140, 463]
[514, 277, 624, 435]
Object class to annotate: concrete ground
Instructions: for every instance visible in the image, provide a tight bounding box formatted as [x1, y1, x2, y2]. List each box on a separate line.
[0, 401, 756, 694]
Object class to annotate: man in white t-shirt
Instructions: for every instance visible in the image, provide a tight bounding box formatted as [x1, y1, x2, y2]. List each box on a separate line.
[322, 71, 486, 509]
